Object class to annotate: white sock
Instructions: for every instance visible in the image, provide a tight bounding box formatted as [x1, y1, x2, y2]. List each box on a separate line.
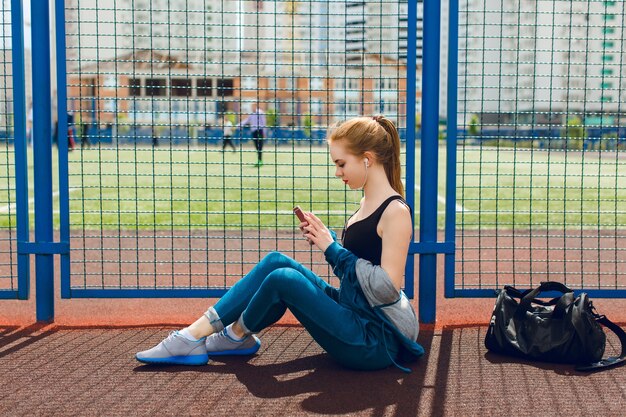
[225, 324, 245, 342]
[179, 327, 201, 341]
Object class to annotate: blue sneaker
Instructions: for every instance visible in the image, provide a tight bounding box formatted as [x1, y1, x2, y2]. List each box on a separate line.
[205, 328, 261, 356]
[136, 331, 209, 365]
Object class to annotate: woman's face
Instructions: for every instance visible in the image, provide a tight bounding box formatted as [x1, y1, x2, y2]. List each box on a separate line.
[329, 140, 366, 190]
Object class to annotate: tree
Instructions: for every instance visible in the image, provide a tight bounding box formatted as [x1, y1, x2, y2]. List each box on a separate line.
[468, 114, 480, 137]
[562, 116, 586, 150]
[303, 114, 313, 138]
[266, 108, 279, 128]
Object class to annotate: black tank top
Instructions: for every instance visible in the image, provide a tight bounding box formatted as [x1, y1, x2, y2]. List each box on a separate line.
[341, 195, 409, 266]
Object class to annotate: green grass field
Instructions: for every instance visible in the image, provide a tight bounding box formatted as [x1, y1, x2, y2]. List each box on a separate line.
[453, 146, 626, 230]
[0, 143, 624, 230]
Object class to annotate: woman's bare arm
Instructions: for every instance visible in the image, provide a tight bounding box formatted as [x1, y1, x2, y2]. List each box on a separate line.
[379, 201, 413, 291]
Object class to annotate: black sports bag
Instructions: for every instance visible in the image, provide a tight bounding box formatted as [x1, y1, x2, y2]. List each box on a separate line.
[485, 281, 626, 371]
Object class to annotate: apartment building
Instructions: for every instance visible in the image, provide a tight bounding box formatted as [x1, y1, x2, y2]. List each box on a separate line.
[458, 0, 625, 127]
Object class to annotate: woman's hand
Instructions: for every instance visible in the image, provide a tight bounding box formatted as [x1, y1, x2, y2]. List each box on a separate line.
[302, 212, 334, 253]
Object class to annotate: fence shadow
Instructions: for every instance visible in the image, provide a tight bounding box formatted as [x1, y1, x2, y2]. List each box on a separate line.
[0, 326, 20, 338]
[483, 351, 610, 377]
[0, 324, 55, 359]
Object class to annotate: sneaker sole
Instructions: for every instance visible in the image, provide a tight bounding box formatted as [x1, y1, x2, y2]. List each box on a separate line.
[207, 339, 261, 357]
[135, 353, 209, 366]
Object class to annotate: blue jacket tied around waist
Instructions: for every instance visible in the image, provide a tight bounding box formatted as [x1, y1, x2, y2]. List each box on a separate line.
[324, 234, 425, 372]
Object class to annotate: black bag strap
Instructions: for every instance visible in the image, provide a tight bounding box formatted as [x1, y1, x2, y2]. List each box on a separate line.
[503, 285, 525, 298]
[575, 314, 626, 371]
[504, 284, 563, 306]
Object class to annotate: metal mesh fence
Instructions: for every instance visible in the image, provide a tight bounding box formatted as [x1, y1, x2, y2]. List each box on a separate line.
[0, 0, 16, 292]
[63, 0, 415, 292]
[455, 0, 626, 291]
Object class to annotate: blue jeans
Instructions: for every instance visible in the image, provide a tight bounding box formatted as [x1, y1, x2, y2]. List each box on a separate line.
[210, 251, 398, 370]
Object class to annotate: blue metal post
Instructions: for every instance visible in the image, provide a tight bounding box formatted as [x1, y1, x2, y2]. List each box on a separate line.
[404, 0, 418, 299]
[31, 0, 54, 322]
[11, 0, 30, 300]
[419, 0, 442, 324]
[55, 0, 71, 298]
[444, 0, 459, 298]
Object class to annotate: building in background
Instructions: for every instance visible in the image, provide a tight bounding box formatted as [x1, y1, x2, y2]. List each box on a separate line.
[0, 0, 32, 134]
[65, 0, 421, 132]
[458, 0, 626, 128]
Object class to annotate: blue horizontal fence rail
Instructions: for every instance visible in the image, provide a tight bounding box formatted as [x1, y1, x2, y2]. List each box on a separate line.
[446, 0, 626, 299]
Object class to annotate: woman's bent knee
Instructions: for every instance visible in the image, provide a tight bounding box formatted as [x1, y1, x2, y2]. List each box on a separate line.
[260, 267, 310, 296]
[261, 251, 296, 268]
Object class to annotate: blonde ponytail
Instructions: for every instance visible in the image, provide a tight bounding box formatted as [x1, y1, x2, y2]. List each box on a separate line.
[375, 117, 404, 197]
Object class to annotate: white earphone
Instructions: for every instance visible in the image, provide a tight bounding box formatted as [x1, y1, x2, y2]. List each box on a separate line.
[364, 158, 369, 168]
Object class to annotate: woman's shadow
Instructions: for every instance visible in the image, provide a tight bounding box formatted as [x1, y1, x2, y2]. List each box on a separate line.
[134, 330, 434, 415]
[215, 353, 426, 415]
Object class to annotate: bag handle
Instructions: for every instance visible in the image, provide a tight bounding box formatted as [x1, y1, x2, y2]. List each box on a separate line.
[575, 314, 626, 372]
[507, 281, 571, 299]
[505, 284, 566, 306]
[515, 281, 573, 318]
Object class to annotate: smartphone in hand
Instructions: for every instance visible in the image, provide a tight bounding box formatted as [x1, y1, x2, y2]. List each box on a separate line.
[294, 206, 312, 245]
[293, 206, 307, 223]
